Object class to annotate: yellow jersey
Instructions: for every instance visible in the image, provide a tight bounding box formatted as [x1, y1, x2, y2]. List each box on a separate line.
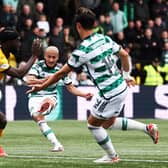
[0, 48, 17, 80]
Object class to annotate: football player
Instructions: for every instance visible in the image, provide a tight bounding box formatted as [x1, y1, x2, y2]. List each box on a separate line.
[25, 46, 93, 152]
[0, 27, 42, 156]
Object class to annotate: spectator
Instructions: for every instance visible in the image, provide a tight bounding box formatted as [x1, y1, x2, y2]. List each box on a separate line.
[63, 25, 75, 49]
[124, 20, 138, 64]
[103, 13, 113, 38]
[43, 0, 65, 29]
[93, 19, 104, 34]
[124, 20, 136, 46]
[37, 28, 49, 58]
[152, 16, 165, 41]
[53, 17, 64, 34]
[0, 4, 17, 28]
[48, 26, 64, 63]
[161, 41, 168, 65]
[134, 20, 144, 44]
[139, 28, 161, 66]
[109, 2, 128, 35]
[132, 20, 144, 63]
[34, 1, 45, 22]
[115, 31, 128, 49]
[36, 14, 50, 34]
[146, 19, 154, 30]
[99, 14, 105, 26]
[143, 58, 165, 85]
[160, 30, 168, 49]
[160, 41, 168, 83]
[17, 0, 35, 15]
[60, 26, 76, 64]
[19, 18, 34, 63]
[2, 0, 19, 11]
[134, 0, 150, 26]
[16, 4, 35, 32]
[150, 0, 168, 25]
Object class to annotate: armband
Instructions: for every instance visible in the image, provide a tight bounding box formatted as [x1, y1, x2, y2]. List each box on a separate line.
[122, 71, 132, 80]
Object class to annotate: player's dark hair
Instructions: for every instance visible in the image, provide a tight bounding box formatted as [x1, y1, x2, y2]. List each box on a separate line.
[0, 112, 7, 129]
[74, 7, 96, 30]
[0, 27, 19, 43]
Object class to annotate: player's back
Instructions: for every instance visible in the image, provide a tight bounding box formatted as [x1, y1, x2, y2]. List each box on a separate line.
[70, 33, 127, 99]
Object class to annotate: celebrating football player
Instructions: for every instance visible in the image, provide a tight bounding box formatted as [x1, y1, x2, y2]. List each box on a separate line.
[25, 46, 93, 152]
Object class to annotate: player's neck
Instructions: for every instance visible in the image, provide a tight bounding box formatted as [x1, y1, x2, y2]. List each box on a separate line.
[80, 30, 94, 40]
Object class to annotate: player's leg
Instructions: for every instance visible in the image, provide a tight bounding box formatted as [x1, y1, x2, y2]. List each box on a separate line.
[103, 117, 159, 144]
[88, 89, 132, 163]
[88, 115, 119, 163]
[0, 112, 8, 157]
[29, 97, 64, 152]
[36, 119, 64, 152]
[87, 93, 128, 163]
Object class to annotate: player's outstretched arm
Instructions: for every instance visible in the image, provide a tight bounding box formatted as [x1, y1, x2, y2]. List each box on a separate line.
[66, 83, 93, 100]
[27, 63, 72, 93]
[4, 39, 42, 78]
[25, 75, 49, 85]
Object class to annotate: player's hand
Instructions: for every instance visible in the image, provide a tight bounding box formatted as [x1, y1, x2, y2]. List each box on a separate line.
[26, 84, 43, 94]
[84, 93, 94, 101]
[122, 71, 136, 87]
[125, 78, 136, 87]
[32, 38, 43, 57]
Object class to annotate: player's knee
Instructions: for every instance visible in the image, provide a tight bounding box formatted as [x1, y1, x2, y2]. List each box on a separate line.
[87, 123, 100, 130]
[0, 112, 7, 129]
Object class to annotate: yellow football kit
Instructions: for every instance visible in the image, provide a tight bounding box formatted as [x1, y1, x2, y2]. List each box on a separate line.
[0, 48, 17, 80]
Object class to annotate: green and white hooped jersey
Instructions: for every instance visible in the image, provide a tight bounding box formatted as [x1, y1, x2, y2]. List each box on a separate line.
[28, 60, 72, 98]
[68, 33, 127, 99]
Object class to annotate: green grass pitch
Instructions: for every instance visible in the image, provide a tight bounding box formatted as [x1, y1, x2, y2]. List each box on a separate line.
[0, 119, 168, 168]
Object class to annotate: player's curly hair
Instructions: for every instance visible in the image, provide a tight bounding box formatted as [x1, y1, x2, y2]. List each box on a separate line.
[74, 7, 96, 30]
[0, 112, 7, 129]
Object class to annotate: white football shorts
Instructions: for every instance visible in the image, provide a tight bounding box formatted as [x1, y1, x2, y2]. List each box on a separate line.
[91, 88, 127, 119]
[28, 95, 57, 116]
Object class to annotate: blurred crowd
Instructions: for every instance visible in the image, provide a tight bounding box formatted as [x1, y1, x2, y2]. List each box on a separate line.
[1, 0, 168, 86]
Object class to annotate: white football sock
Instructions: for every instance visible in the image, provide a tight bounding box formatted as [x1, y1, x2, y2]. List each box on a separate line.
[88, 124, 116, 158]
[109, 117, 146, 132]
[38, 120, 61, 146]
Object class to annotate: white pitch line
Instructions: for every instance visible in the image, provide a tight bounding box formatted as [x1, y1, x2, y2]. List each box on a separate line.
[7, 155, 168, 163]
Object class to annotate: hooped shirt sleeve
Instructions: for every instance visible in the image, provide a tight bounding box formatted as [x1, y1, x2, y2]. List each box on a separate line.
[27, 61, 42, 77]
[105, 35, 121, 54]
[67, 47, 87, 69]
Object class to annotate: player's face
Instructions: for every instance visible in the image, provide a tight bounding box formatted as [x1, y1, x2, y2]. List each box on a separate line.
[45, 51, 59, 68]
[8, 38, 21, 54]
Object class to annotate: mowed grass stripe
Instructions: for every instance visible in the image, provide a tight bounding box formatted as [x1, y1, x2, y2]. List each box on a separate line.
[6, 155, 168, 163]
